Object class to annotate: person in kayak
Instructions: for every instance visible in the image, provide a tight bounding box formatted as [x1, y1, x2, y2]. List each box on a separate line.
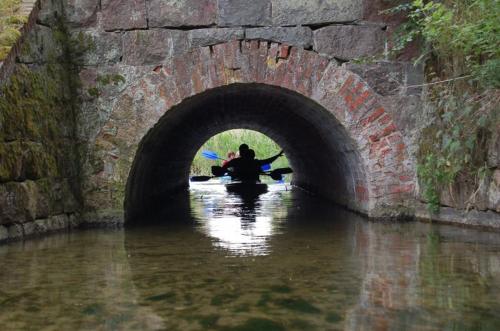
[222, 151, 236, 167]
[222, 147, 284, 182]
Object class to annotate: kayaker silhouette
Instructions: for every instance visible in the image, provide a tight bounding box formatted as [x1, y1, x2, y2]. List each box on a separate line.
[222, 145, 284, 182]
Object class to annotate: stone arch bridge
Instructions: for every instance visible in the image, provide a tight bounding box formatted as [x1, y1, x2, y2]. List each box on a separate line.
[1, 0, 448, 239]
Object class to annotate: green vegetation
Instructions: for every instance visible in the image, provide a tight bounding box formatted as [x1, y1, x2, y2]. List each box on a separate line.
[0, 0, 27, 60]
[190, 129, 290, 175]
[386, 0, 500, 212]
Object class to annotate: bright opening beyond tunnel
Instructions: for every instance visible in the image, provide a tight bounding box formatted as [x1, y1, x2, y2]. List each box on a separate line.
[124, 83, 367, 222]
[190, 129, 291, 179]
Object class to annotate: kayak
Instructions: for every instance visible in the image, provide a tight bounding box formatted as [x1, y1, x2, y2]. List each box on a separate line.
[225, 182, 268, 195]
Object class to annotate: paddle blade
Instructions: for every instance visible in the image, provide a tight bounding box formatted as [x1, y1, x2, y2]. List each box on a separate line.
[190, 176, 213, 182]
[261, 164, 271, 171]
[201, 150, 219, 160]
[211, 166, 226, 177]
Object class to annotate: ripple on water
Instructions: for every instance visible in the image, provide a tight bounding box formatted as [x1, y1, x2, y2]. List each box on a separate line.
[0, 184, 499, 330]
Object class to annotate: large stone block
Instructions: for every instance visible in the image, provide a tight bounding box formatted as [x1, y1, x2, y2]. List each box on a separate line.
[0, 182, 37, 224]
[188, 28, 244, 48]
[245, 27, 312, 48]
[346, 62, 423, 96]
[0, 142, 23, 182]
[148, 0, 216, 27]
[217, 0, 271, 27]
[272, 0, 363, 26]
[0, 225, 7, 242]
[71, 30, 122, 65]
[101, 0, 147, 31]
[122, 29, 189, 65]
[64, 0, 99, 27]
[17, 24, 63, 64]
[313, 25, 385, 60]
[38, 0, 64, 27]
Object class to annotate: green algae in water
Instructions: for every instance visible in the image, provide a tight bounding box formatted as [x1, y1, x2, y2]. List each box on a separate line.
[289, 318, 317, 330]
[269, 285, 292, 293]
[233, 303, 251, 313]
[325, 312, 343, 323]
[211, 292, 240, 306]
[274, 297, 321, 314]
[257, 291, 272, 307]
[195, 314, 220, 328]
[221, 318, 285, 331]
[146, 291, 176, 302]
[82, 303, 104, 315]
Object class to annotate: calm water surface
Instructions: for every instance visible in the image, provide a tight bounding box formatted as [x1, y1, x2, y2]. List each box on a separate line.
[1, 182, 500, 331]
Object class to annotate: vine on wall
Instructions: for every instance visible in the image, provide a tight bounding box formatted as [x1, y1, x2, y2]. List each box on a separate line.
[385, 0, 499, 212]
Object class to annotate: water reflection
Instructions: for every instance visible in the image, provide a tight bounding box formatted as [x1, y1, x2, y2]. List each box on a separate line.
[190, 182, 288, 256]
[0, 186, 499, 330]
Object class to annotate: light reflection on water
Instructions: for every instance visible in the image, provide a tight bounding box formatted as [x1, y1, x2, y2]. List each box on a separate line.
[0, 183, 499, 330]
[190, 182, 289, 256]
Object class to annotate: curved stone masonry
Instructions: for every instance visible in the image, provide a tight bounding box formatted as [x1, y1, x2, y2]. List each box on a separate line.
[81, 40, 414, 222]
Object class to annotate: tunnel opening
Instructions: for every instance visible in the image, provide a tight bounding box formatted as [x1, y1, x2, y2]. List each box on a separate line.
[190, 128, 291, 181]
[125, 83, 368, 222]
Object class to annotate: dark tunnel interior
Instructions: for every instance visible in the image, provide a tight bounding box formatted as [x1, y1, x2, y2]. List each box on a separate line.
[124, 83, 367, 221]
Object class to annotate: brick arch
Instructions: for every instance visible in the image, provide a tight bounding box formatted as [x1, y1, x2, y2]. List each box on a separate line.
[86, 40, 414, 219]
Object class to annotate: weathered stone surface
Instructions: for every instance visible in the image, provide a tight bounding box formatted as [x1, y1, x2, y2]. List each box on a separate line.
[313, 25, 385, 60]
[101, 0, 147, 31]
[217, 0, 271, 27]
[64, 0, 99, 27]
[23, 221, 36, 236]
[69, 213, 82, 228]
[17, 24, 63, 64]
[363, 0, 403, 24]
[245, 27, 313, 48]
[0, 182, 38, 224]
[7, 224, 23, 239]
[188, 28, 244, 48]
[272, 0, 363, 26]
[148, 0, 216, 27]
[122, 30, 189, 65]
[488, 170, 500, 212]
[0, 225, 8, 242]
[71, 30, 122, 65]
[38, 0, 64, 26]
[416, 202, 500, 229]
[346, 62, 424, 96]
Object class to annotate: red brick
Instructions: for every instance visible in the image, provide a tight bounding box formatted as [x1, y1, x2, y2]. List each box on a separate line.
[361, 107, 385, 127]
[378, 113, 392, 125]
[279, 44, 290, 59]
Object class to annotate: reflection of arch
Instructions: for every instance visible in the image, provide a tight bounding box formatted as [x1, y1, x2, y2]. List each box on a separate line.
[87, 41, 414, 221]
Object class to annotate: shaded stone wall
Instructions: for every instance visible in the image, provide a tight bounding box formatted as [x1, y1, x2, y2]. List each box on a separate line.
[0, 0, 82, 243]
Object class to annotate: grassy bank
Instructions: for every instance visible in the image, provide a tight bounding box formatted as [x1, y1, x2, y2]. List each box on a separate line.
[190, 129, 290, 176]
[0, 0, 26, 61]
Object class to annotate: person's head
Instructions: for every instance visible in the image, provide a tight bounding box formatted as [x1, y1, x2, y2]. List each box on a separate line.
[239, 144, 249, 154]
[227, 151, 236, 160]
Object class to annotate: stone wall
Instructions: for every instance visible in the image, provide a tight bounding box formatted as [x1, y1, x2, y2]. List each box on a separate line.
[0, 1, 83, 243]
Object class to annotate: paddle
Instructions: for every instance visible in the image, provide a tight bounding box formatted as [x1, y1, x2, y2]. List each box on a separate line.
[190, 167, 293, 182]
[201, 150, 225, 161]
[201, 150, 271, 171]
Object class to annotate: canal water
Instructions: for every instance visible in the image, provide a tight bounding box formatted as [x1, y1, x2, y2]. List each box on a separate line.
[1, 182, 500, 330]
